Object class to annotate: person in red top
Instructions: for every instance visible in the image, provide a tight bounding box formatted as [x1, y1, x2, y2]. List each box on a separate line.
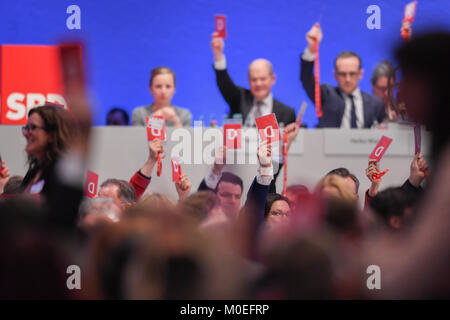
[128, 138, 191, 202]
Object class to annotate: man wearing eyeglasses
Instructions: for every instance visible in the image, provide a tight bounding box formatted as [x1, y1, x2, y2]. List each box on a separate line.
[300, 23, 385, 128]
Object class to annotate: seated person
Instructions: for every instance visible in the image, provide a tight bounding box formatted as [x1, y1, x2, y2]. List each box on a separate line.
[132, 67, 192, 127]
[370, 60, 397, 122]
[211, 33, 296, 127]
[326, 167, 360, 200]
[98, 179, 136, 212]
[300, 23, 385, 128]
[106, 107, 129, 126]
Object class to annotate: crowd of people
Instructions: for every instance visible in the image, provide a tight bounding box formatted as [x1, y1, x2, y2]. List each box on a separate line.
[0, 28, 449, 299]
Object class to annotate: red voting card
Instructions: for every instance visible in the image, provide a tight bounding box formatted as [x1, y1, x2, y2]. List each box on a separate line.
[414, 124, 421, 155]
[215, 15, 227, 38]
[369, 136, 393, 162]
[224, 123, 242, 149]
[59, 43, 86, 106]
[404, 1, 417, 22]
[85, 170, 98, 198]
[146, 115, 166, 141]
[171, 157, 182, 182]
[256, 113, 281, 143]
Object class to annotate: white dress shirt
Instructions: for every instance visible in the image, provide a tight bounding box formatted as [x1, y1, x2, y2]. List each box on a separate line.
[340, 88, 364, 129]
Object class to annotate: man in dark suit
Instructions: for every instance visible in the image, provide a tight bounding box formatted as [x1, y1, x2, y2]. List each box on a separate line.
[300, 23, 385, 128]
[211, 32, 296, 127]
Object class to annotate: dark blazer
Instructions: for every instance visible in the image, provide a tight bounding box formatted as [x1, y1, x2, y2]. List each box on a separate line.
[300, 56, 385, 128]
[197, 167, 281, 195]
[214, 67, 296, 126]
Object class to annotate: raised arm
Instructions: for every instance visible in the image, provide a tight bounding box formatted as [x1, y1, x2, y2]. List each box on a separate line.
[129, 139, 164, 200]
[300, 23, 323, 104]
[211, 32, 242, 114]
[198, 145, 227, 192]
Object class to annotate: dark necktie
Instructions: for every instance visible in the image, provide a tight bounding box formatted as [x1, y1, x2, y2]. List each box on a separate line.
[349, 94, 357, 128]
[255, 100, 264, 119]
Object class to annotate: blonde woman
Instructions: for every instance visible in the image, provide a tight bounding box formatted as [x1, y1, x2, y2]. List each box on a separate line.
[132, 67, 192, 127]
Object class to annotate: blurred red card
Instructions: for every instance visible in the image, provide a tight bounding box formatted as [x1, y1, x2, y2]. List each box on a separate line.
[59, 43, 86, 102]
[171, 157, 182, 182]
[369, 136, 393, 162]
[224, 123, 242, 149]
[404, 1, 417, 22]
[414, 124, 421, 155]
[85, 170, 98, 198]
[256, 113, 281, 143]
[146, 115, 166, 141]
[215, 15, 227, 38]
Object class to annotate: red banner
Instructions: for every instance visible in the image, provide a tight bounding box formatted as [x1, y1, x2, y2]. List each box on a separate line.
[0, 45, 67, 124]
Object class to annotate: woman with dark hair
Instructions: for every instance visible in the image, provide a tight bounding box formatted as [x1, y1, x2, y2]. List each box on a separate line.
[20, 104, 75, 195]
[264, 193, 291, 227]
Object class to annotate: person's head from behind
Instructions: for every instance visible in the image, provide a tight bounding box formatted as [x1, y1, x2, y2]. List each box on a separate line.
[371, 60, 395, 104]
[149, 67, 176, 107]
[23, 105, 74, 166]
[248, 59, 276, 101]
[106, 107, 129, 126]
[179, 191, 224, 223]
[315, 174, 357, 203]
[327, 167, 359, 199]
[396, 31, 450, 159]
[334, 51, 363, 95]
[215, 172, 243, 218]
[98, 179, 136, 211]
[264, 193, 291, 227]
[370, 187, 416, 230]
[79, 197, 122, 230]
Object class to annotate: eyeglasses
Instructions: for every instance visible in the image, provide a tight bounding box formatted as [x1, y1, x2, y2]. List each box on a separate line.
[22, 124, 46, 135]
[335, 71, 360, 78]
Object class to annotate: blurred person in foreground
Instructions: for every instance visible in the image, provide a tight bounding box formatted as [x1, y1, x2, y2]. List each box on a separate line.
[361, 31, 450, 299]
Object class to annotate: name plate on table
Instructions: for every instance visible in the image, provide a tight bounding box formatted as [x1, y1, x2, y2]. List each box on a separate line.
[324, 130, 410, 156]
[236, 128, 304, 155]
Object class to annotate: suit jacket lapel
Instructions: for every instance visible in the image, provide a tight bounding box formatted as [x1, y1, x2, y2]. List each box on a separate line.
[361, 92, 371, 128]
[335, 87, 346, 124]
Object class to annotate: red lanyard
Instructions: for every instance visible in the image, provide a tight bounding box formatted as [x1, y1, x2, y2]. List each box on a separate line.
[282, 131, 288, 197]
[314, 39, 322, 118]
[157, 152, 162, 176]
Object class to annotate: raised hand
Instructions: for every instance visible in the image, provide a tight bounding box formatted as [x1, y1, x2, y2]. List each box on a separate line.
[257, 140, 272, 168]
[0, 160, 11, 193]
[409, 154, 428, 187]
[306, 23, 323, 53]
[211, 32, 225, 62]
[152, 107, 182, 128]
[213, 145, 227, 175]
[149, 139, 164, 162]
[284, 122, 299, 150]
[175, 173, 192, 201]
[366, 159, 382, 197]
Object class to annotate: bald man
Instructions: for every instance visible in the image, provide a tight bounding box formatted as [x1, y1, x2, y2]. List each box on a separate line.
[211, 33, 296, 127]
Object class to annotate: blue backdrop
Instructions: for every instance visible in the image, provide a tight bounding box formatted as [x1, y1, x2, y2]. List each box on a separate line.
[1, 0, 449, 127]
